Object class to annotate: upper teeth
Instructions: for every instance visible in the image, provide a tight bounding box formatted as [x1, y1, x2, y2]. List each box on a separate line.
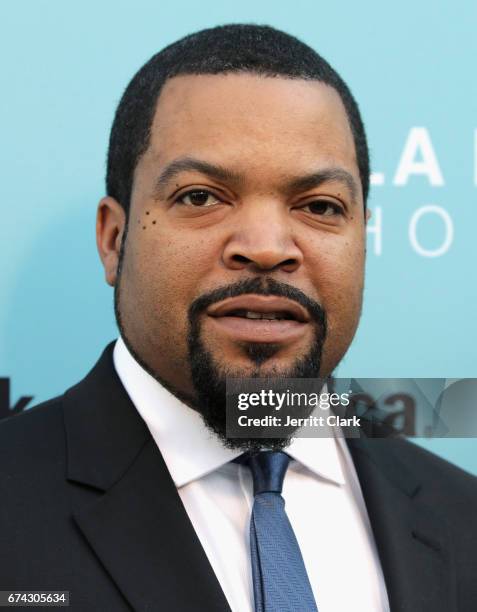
[244, 311, 282, 320]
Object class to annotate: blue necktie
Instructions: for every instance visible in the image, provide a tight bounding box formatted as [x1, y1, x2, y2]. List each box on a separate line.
[246, 451, 319, 612]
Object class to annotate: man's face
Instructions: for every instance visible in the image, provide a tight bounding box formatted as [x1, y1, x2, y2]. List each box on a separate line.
[104, 73, 367, 424]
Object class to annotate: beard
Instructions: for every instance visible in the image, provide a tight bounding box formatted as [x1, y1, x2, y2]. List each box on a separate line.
[186, 277, 327, 452]
[115, 236, 327, 451]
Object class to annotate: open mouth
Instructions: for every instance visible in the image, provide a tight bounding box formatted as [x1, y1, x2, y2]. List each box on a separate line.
[205, 295, 310, 343]
[207, 294, 309, 322]
[220, 309, 299, 321]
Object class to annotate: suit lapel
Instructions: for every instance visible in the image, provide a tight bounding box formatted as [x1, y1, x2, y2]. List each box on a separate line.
[347, 437, 456, 612]
[63, 344, 230, 612]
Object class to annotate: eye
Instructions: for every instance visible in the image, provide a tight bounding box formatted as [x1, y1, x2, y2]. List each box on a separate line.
[175, 189, 221, 207]
[301, 200, 344, 217]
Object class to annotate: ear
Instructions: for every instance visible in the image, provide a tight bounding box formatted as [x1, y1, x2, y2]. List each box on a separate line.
[96, 196, 127, 286]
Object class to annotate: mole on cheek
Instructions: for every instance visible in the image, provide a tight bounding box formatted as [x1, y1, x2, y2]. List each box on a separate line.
[152, 220, 157, 225]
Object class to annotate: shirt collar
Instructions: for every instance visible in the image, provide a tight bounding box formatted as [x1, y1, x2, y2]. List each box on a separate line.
[113, 337, 346, 488]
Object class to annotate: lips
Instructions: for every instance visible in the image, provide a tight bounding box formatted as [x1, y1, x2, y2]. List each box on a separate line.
[206, 295, 310, 323]
[205, 294, 311, 344]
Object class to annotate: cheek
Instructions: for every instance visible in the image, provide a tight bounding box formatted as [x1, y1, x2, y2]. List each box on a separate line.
[306, 235, 365, 333]
[304, 236, 365, 375]
[125, 226, 218, 328]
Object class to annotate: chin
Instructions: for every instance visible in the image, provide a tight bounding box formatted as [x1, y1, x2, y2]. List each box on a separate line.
[215, 348, 319, 381]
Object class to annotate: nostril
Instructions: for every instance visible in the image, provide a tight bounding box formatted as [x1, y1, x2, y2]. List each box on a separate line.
[282, 258, 297, 267]
[232, 254, 251, 264]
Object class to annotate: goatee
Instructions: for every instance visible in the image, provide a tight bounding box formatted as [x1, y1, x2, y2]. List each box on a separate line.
[187, 277, 327, 452]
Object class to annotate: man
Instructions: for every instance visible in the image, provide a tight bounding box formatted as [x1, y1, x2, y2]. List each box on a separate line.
[0, 24, 476, 612]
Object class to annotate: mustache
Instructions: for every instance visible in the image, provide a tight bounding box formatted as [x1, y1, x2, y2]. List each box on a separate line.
[188, 277, 327, 330]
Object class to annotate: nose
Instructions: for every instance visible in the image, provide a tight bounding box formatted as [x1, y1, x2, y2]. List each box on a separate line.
[222, 200, 303, 273]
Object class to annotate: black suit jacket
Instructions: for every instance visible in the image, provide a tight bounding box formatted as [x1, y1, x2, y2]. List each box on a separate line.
[1, 343, 476, 611]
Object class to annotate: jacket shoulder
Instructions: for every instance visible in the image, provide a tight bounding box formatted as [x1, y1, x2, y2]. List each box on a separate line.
[389, 437, 477, 505]
[0, 397, 66, 478]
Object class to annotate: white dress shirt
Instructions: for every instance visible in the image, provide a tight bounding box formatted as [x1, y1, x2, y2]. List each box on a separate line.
[113, 337, 390, 612]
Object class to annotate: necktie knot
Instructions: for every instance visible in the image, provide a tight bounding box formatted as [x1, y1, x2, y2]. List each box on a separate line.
[247, 451, 290, 496]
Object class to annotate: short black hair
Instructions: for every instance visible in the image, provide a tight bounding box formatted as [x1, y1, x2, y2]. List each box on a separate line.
[106, 24, 369, 213]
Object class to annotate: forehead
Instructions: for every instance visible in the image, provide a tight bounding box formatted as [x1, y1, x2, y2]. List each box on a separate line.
[145, 73, 358, 182]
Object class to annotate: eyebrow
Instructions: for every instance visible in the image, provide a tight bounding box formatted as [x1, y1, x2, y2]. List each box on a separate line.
[153, 157, 243, 197]
[153, 155, 359, 204]
[285, 168, 359, 203]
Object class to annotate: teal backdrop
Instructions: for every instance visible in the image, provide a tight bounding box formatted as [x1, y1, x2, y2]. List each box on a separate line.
[1, 1, 476, 472]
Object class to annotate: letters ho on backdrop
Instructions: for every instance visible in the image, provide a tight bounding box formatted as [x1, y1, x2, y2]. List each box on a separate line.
[367, 126, 477, 258]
